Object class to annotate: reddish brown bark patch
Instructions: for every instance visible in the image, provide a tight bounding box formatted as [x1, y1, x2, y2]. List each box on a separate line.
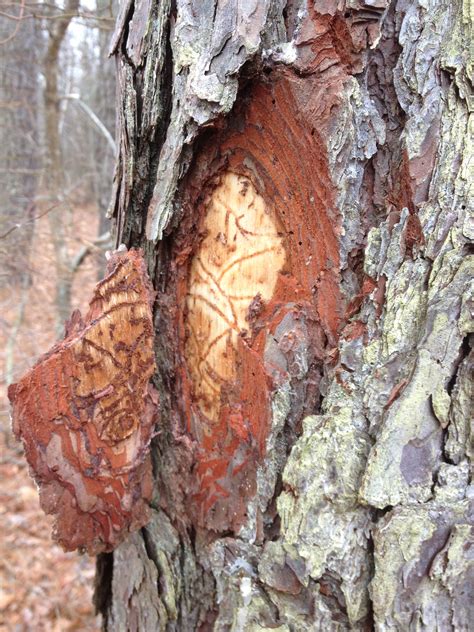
[162, 2, 387, 533]
[8, 249, 157, 554]
[170, 71, 341, 531]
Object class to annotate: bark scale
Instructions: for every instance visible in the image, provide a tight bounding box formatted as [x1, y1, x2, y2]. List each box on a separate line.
[97, 1, 473, 630]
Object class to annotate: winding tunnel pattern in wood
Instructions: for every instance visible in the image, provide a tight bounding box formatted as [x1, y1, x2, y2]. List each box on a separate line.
[8, 249, 157, 554]
[185, 172, 286, 427]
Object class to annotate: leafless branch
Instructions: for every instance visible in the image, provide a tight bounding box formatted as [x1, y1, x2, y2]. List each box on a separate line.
[70, 231, 113, 273]
[62, 94, 116, 153]
[0, 179, 88, 240]
[0, 0, 24, 44]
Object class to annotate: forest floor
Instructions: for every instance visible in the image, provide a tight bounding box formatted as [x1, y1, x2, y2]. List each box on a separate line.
[0, 431, 101, 631]
[0, 200, 104, 631]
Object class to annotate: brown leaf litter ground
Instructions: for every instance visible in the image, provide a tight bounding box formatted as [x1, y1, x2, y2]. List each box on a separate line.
[1, 200, 104, 631]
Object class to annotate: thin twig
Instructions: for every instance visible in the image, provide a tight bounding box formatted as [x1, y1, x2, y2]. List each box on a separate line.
[0, 180, 88, 240]
[0, 0, 24, 44]
[61, 94, 116, 153]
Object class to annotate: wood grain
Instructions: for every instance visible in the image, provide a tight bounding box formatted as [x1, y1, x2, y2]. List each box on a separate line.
[185, 172, 286, 425]
[8, 249, 157, 554]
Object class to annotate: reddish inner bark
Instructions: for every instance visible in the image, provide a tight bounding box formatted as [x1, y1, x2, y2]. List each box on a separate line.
[8, 250, 157, 554]
[173, 73, 341, 530]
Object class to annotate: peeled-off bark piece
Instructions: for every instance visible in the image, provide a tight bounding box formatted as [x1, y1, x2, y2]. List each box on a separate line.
[8, 249, 157, 555]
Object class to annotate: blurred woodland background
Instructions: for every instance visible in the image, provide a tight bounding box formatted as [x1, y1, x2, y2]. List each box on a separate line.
[1, 1, 117, 628]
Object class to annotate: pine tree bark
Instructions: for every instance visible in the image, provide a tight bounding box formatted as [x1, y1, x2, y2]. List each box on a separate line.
[97, 1, 472, 630]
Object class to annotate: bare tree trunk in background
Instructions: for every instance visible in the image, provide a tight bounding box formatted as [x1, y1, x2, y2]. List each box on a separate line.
[94, 0, 117, 278]
[95, 0, 117, 214]
[0, 14, 42, 385]
[96, 1, 472, 630]
[0, 15, 41, 285]
[42, 0, 80, 331]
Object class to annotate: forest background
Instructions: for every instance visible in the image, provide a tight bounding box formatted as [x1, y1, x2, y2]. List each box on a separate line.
[0, 0, 116, 628]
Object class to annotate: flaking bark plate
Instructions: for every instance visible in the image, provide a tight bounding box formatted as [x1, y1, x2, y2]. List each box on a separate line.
[8, 249, 157, 555]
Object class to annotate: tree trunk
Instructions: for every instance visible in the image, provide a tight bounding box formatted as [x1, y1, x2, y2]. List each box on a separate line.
[43, 0, 80, 331]
[0, 11, 41, 285]
[0, 12, 41, 386]
[97, 1, 472, 630]
[92, 0, 117, 279]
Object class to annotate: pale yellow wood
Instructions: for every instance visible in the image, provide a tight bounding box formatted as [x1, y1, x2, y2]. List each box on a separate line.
[185, 172, 286, 423]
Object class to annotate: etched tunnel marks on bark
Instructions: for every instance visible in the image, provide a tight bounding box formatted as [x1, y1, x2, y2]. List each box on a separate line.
[185, 172, 286, 424]
[8, 249, 158, 554]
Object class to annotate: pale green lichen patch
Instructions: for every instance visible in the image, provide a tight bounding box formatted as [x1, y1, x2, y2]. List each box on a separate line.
[360, 347, 449, 507]
[431, 383, 452, 427]
[371, 501, 471, 631]
[276, 389, 373, 626]
[268, 1, 473, 627]
[382, 259, 429, 359]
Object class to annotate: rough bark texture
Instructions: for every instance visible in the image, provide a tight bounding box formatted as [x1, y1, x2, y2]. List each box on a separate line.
[98, 0, 472, 630]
